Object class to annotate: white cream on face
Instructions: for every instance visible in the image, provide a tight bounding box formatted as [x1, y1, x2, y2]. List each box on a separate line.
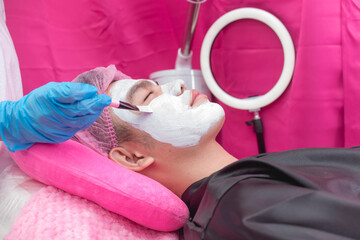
[110, 79, 225, 148]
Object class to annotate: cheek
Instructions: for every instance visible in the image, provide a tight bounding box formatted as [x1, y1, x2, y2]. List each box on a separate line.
[141, 99, 224, 147]
[112, 109, 140, 124]
[149, 94, 190, 114]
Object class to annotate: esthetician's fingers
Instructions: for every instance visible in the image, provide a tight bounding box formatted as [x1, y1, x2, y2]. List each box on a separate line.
[48, 82, 99, 104]
[59, 94, 111, 118]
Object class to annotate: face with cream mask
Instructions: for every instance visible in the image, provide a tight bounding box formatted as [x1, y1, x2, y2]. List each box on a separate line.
[109, 79, 225, 148]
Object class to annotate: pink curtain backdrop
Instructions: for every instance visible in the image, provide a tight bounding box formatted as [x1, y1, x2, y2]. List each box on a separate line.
[4, 0, 360, 159]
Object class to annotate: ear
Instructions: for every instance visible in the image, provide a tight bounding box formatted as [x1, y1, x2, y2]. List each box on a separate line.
[109, 146, 154, 172]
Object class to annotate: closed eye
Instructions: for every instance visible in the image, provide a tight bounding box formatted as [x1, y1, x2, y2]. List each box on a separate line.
[127, 80, 162, 106]
[144, 91, 153, 102]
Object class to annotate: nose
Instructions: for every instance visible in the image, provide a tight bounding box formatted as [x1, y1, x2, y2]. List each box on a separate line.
[177, 84, 186, 96]
[161, 79, 186, 96]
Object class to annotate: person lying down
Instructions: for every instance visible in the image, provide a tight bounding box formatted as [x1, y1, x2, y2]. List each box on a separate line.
[71, 65, 360, 240]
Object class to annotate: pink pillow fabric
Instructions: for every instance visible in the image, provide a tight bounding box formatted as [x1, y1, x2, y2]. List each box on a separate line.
[10, 140, 189, 232]
[5, 186, 179, 240]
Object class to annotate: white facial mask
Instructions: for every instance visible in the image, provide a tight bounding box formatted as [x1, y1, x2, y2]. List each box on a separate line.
[110, 79, 224, 148]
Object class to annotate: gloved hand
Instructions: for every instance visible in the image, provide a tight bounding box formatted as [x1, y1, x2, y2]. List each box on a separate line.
[0, 82, 111, 152]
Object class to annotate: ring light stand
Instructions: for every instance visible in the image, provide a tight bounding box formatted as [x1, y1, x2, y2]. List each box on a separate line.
[200, 8, 295, 153]
[150, 0, 212, 99]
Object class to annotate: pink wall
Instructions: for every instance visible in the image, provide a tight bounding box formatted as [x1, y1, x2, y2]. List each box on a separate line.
[4, 0, 360, 159]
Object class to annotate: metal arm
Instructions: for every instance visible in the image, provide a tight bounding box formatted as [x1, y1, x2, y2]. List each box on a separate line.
[180, 0, 205, 57]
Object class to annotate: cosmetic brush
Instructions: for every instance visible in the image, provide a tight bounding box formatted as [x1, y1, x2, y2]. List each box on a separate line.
[110, 100, 153, 113]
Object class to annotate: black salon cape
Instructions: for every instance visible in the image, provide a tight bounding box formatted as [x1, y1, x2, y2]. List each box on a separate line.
[181, 147, 360, 240]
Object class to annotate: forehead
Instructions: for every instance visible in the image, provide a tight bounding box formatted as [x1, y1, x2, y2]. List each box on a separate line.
[110, 79, 157, 102]
[127, 80, 155, 103]
[109, 79, 138, 101]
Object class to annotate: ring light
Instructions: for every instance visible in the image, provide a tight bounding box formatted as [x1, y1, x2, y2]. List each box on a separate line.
[200, 8, 295, 110]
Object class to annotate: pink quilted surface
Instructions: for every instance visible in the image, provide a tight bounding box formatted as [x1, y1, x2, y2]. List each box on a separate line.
[5, 186, 179, 240]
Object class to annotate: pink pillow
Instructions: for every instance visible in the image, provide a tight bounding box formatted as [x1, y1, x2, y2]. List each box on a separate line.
[9, 140, 189, 232]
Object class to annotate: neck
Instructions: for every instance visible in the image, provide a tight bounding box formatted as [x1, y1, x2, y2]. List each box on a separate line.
[159, 140, 237, 197]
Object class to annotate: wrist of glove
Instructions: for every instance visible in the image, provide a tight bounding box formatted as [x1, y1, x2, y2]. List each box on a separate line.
[0, 82, 111, 152]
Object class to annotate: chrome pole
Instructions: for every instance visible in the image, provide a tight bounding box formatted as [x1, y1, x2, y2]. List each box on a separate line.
[180, 0, 204, 57]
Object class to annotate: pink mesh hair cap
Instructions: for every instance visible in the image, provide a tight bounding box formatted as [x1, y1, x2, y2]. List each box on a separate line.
[71, 65, 131, 156]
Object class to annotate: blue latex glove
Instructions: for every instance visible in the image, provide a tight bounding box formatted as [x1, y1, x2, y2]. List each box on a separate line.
[0, 82, 111, 152]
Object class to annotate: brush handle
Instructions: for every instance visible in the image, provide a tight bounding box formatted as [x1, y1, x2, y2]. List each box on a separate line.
[110, 100, 140, 111]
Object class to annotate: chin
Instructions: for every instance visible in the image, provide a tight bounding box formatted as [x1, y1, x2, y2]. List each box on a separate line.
[198, 113, 225, 145]
[213, 114, 225, 135]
